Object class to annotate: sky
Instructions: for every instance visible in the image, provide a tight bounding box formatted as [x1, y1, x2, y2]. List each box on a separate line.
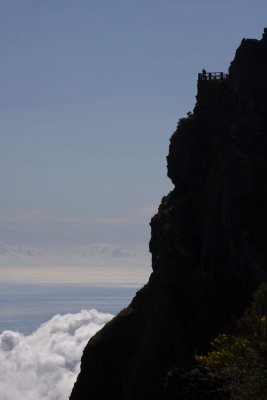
[1, 0, 267, 283]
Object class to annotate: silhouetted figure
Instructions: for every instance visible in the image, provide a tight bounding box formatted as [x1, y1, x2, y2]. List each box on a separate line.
[202, 69, 206, 79]
[262, 27, 267, 45]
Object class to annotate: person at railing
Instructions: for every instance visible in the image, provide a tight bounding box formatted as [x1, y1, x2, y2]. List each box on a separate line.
[202, 69, 207, 79]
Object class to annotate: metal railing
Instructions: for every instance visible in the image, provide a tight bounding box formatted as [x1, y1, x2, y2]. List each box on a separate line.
[198, 71, 228, 81]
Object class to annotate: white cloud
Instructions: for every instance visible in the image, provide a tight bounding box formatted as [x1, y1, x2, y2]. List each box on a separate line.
[0, 242, 44, 258]
[0, 243, 8, 255]
[0, 241, 146, 262]
[79, 243, 142, 258]
[0, 309, 113, 400]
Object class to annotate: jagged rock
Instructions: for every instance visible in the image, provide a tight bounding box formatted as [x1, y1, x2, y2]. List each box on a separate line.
[70, 30, 267, 400]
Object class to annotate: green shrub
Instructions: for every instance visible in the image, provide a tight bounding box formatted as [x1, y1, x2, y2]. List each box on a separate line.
[196, 284, 267, 400]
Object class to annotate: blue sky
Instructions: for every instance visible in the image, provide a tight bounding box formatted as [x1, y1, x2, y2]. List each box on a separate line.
[0, 0, 267, 283]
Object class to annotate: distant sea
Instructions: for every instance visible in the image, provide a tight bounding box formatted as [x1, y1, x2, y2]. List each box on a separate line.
[0, 282, 139, 334]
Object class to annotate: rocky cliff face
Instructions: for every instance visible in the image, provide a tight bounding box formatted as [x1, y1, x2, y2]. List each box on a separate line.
[70, 31, 267, 400]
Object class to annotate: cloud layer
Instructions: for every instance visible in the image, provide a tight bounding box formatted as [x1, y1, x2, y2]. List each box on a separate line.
[0, 309, 113, 400]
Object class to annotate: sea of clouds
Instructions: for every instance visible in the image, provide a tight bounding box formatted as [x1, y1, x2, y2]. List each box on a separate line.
[0, 309, 113, 400]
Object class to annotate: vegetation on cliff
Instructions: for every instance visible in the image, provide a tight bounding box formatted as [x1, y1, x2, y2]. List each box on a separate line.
[196, 284, 267, 400]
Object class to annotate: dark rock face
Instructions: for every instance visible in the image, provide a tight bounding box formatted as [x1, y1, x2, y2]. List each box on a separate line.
[70, 32, 267, 400]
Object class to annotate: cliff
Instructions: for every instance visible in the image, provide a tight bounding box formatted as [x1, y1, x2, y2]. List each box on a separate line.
[70, 30, 267, 400]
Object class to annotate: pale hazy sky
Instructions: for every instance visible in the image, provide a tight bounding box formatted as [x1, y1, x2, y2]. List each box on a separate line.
[1, 0, 266, 283]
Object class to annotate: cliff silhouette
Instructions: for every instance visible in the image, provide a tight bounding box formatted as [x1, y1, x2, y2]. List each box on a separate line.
[70, 30, 267, 400]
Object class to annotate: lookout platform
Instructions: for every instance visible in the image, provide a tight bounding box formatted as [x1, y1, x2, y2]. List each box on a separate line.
[198, 71, 228, 81]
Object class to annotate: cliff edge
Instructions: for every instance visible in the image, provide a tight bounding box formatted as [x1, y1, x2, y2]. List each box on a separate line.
[70, 30, 267, 400]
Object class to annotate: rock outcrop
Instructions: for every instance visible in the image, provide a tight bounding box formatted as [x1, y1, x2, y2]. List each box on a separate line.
[70, 30, 267, 400]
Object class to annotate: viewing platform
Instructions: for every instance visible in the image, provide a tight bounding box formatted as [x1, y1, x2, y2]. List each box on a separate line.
[198, 70, 228, 81]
